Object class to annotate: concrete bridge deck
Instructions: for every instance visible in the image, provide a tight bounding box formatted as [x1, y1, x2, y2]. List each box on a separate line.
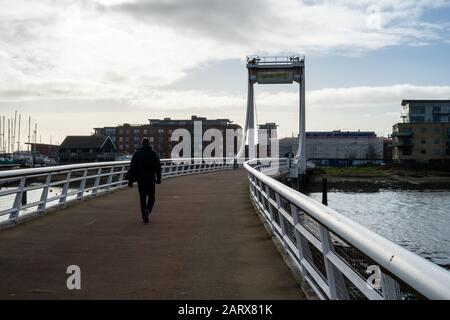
[0, 170, 305, 299]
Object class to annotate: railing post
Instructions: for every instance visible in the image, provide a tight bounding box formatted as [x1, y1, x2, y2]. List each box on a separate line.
[9, 176, 26, 221]
[77, 170, 88, 199]
[319, 226, 349, 300]
[106, 166, 114, 190]
[38, 173, 52, 212]
[275, 192, 288, 250]
[59, 171, 72, 205]
[381, 272, 401, 300]
[92, 168, 102, 196]
[290, 204, 309, 278]
[118, 165, 126, 186]
[318, 226, 337, 299]
[263, 184, 274, 227]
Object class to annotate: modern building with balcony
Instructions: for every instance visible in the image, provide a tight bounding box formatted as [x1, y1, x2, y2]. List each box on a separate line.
[392, 100, 450, 166]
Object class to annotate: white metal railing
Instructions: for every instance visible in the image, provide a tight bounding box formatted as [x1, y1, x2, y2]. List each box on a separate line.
[0, 158, 237, 227]
[244, 158, 450, 300]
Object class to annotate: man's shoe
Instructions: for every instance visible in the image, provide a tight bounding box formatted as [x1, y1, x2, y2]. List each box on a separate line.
[143, 209, 150, 223]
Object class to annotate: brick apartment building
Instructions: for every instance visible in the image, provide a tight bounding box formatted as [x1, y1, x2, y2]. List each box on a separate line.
[94, 115, 242, 158]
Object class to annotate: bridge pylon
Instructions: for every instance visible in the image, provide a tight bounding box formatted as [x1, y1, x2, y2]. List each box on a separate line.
[238, 55, 306, 177]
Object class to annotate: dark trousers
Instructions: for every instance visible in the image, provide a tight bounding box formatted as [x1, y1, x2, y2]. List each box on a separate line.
[138, 182, 155, 216]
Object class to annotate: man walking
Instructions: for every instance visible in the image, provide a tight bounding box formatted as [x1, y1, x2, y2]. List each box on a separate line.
[128, 138, 162, 223]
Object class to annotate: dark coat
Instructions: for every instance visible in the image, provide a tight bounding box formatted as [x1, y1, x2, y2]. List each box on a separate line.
[127, 146, 162, 184]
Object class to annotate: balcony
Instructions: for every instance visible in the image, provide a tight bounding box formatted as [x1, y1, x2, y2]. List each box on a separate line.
[389, 140, 412, 148]
[391, 131, 413, 137]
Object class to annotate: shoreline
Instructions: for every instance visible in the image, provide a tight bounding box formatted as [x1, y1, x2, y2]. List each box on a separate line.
[300, 175, 450, 193]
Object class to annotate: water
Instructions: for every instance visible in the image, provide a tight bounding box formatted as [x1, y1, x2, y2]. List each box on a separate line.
[308, 190, 450, 269]
[0, 185, 84, 224]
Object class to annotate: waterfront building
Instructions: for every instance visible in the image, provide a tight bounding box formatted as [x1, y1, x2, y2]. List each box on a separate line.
[59, 135, 117, 164]
[400, 99, 450, 123]
[391, 100, 450, 166]
[24, 142, 59, 159]
[279, 130, 385, 166]
[94, 115, 242, 158]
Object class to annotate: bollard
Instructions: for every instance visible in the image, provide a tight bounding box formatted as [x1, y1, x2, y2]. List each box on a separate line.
[322, 178, 328, 206]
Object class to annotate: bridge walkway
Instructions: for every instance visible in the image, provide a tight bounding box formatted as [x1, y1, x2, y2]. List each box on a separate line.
[0, 169, 305, 299]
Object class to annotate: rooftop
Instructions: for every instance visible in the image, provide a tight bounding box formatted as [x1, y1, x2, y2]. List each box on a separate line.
[401, 99, 450, 106]
[148, 115, 234, 125]
[60, 135, 112, 149]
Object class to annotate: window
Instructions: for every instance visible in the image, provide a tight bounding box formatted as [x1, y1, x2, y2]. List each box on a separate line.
[134, 129, 139, 134]
[410, 106, 425, 114]
[144, 129, 148, 134]
[403, 127, 412, 134]
[420, 128, 427, 133]
[434, 128, 440, 135]
[403, 148, 412, 156]
[410, 116, 425, 123]
[421, 139, 426, 144]
[421, 150, 426, 154]
[149, 137, 154, 142]
[433, 115, 441, 123]
[433, 149, 441, 155]
[119, 129, 123, 134]
[119, 137, 123, 142]
[434, 138, 440, 145]
[158, 129, 164, 134]
[433, 106, 441, 113]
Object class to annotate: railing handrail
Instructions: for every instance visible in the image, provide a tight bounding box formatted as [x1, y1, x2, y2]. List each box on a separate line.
[0, 157, 241, 179]
[244, 159, 450, 300]
[0, 157, 238, 228]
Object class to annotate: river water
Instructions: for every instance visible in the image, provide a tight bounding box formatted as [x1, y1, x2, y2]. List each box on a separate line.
[308, 190, 450, 269]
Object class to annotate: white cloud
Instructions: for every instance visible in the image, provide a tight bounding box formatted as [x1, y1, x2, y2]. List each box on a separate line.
[1, 1, 449, 144]
[253, 84, 450, 136]
[1, 0, 449, 104]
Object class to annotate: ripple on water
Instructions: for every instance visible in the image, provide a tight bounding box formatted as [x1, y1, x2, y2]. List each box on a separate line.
[308, 190, 450, 268]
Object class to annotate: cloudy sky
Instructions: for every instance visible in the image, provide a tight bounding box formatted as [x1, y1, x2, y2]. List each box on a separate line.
[1, 0, 450, 147]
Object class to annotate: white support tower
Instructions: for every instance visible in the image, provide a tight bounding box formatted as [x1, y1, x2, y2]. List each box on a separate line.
[238, 55, 306, 175]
